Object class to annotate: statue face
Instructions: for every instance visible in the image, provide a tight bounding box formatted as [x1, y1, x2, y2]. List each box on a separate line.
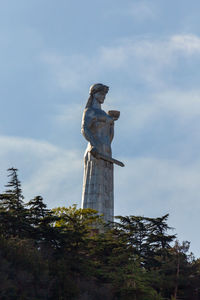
[94, 91, 106, 104]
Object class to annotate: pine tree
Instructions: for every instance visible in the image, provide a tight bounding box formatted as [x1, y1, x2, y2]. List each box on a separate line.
[0, 168, 30, 238]
[26, 195, 58, 244]
[2, 168, 24, 210]
[26, 196, 50, 226]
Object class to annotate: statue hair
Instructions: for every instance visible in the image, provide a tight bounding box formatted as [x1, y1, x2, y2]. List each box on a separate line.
[85, 83, 109, 108]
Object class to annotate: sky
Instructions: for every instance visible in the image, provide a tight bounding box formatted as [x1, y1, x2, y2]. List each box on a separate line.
[0, 0, 200, 256]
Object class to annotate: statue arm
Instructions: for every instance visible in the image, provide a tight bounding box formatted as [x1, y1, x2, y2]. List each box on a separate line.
[110, 123, 114, 142]
[81, 126, 99, 149]
[81, 109, 100, 150]
[107, 110, 119, 143]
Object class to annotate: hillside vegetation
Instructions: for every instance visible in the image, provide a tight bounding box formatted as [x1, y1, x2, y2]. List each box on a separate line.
[0, 168, 199, 300]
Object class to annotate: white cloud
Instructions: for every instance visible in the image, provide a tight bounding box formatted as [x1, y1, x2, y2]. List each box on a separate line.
[0, 136, 83, 207]
[54, 103, 83, 125]
[114, 88, 200, 140]
[101, 34, 200, 64]
[115, 156, 200, 213]
[41, 53, 94, 91]
[100, 34, 200, 88]
[171, 34, 200, 54]
[114, 156, 200, 256]
[40, 34, 200, 92]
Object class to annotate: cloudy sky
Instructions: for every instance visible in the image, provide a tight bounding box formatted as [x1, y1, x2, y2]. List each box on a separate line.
[1, 0, 200, 256]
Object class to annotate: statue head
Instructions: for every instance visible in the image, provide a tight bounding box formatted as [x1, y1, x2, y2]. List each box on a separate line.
[85, 83, 109, 108]
[89, 83, 109, 96]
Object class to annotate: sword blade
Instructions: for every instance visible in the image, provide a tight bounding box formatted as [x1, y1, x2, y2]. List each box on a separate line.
[98, 153, 125, 167]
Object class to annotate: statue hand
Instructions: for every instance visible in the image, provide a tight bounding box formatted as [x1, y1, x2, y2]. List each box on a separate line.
[90, 147, 100, 159]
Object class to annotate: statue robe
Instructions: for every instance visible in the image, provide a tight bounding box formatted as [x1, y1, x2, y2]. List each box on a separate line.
[81, 106, 114, 223]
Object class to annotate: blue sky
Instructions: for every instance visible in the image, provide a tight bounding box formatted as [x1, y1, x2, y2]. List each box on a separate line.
[0, 0, 200, 256]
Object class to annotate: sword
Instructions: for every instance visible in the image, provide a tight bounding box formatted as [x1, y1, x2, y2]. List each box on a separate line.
[91, 150, 124, 167]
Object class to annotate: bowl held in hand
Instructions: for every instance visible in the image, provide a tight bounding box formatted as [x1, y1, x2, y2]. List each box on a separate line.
[108, 110, 120, 120]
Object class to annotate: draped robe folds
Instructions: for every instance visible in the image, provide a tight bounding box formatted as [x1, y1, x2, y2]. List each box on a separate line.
[81, 106, 114, 223]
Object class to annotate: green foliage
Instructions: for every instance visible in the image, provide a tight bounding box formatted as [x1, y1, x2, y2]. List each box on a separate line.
[0, 168, 31, 238]
[0, 168, 199, 299]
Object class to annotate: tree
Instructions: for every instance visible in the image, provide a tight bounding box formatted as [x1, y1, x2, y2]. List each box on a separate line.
[26, 196, 53, 241]
[52, 206, 102, 263]
[0, 168, 30, 238]
[27, 196, 49, 223]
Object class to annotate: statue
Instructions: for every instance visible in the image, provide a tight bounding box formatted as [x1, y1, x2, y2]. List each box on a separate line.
[81, 83, 124, 223]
